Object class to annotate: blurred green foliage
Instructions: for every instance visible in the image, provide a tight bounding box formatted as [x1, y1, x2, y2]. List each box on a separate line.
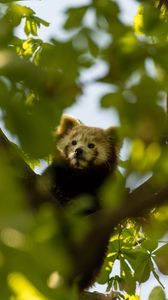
[0, 1, 168, 300]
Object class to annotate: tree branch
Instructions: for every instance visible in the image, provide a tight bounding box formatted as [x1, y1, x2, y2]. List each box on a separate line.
[158, 0, 168, 9]
[70, 178, 168, 288]
[80, 291, 118, 300]
[0, 128, 57, 208]
[1, 129, 168, 293]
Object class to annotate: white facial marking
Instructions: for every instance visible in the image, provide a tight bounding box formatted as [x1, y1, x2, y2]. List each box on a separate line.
[57, 126, 112, 169]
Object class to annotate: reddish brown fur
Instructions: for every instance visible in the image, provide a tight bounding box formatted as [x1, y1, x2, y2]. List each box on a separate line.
[43, 115, 121, 289]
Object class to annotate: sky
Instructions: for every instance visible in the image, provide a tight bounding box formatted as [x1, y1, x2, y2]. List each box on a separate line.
[16, 1, 168, 299]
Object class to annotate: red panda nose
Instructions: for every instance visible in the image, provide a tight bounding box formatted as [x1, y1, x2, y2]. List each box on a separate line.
[75, 148, 83, 157]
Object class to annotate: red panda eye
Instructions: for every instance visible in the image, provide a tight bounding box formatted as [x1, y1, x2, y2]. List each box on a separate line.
[72, 140, 77, 145]
[88, 143, 95, 149]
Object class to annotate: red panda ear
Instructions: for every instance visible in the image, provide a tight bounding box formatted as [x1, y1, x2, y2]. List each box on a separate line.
[56, 115, 81, 137]
[105, 127, 122, 151]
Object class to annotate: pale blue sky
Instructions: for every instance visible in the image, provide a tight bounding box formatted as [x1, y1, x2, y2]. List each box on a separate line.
[17, 1, 168, 299]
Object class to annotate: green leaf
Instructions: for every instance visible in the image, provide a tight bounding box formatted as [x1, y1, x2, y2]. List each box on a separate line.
[148, 286, 166, 300]
[20, 38, 42, 57]
[120, 258, 136, 295]
[154, 243, 168, 275]
[152, 269, 164, 289]
[39, 41, 80, 81]
[123, 248, 152, 283]
[6, 4, 34, 28]
[64, 6, 88, 30]
[141, 240, 158, 253]
[23, 13, 49, 36]
[0, 149, 25, 217]
[101, 92, 123, 108]
[24, 17, 38, 36]
[0, 49, 46, 91]
[34, 16, 49, 27]
[87, 35, 100, 57]
[0, 17, 13, 46]
[100, 172, 125, 209]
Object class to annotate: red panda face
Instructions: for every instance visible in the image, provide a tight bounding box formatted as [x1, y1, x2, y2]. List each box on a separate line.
[57, 125, 114, 169]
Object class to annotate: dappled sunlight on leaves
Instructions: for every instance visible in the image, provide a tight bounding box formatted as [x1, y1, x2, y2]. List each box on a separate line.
[124, 294, 140, 300]
[8, 272, 47, 300]
[131, 140, 161, 172]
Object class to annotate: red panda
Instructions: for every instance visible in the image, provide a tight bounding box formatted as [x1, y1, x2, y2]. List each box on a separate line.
[43, 115, 120, 213]
[41, 115, 121, 290]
